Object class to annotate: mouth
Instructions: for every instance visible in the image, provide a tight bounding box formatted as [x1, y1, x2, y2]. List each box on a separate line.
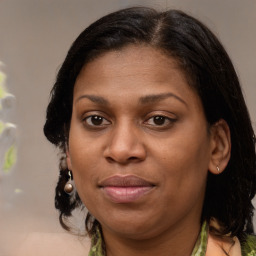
[99, 175, 156, 203]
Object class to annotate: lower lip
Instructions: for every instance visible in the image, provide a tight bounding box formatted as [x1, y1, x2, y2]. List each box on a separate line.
[101, 186, 154, 203]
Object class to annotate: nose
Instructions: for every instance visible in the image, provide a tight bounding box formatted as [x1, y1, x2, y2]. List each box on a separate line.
[103, 122, 146, 164]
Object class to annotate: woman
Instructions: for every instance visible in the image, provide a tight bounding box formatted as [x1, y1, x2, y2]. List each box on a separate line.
[44, 7, 256, 256]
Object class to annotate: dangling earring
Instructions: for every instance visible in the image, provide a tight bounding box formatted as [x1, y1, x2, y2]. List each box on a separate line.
[216, 166, 220, 173]
[64, 170, 74, 194]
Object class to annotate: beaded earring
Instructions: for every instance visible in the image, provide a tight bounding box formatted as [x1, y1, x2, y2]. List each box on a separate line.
[64, 170, 74, 194]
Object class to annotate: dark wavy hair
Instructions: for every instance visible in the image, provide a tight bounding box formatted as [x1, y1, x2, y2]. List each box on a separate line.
[44, 7, 256, 243]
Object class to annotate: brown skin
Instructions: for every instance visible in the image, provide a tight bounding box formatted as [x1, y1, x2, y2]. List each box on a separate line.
[67, 45, 231, 256]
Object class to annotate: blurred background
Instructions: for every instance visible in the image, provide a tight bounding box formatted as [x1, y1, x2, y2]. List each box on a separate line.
[0, 0, 255, 255]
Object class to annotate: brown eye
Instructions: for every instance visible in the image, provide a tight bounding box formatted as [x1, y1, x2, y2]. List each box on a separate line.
[153, 116, 166, 125]
[145, 115, 176, 128]
[84, 115, 110, 126]
[91, 116, 103, 125]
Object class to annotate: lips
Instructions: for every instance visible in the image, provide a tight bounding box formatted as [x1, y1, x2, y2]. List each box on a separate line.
[99, 175, 155, 203]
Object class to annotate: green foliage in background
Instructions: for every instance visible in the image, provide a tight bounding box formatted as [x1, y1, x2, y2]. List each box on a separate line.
[0, 66, 16, 173]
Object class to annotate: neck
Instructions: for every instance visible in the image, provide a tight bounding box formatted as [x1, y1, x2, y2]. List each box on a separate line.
[102, 219, 202, 256]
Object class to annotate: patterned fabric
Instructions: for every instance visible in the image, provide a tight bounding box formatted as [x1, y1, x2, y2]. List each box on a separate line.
[191, 221, 208, 256]
[88, 222, 256, 256]
[88, 228, 105, 256]
[241, 235, 256, 256]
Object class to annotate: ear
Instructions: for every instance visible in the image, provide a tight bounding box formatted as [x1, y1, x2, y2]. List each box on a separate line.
[208, 119, 231, 175]
[66, 147, 72, 170]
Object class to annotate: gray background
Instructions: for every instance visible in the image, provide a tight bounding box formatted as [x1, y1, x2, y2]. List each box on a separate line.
[0, 0, 255, 255]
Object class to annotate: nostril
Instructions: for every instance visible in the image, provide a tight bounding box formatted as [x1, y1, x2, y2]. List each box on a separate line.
[106, 156, 115, 163]
[128, 156, 139, 161]
[105, 155, 141, 164]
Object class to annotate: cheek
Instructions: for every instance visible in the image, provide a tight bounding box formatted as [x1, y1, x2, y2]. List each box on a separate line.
[151, 145, 209, 223]
[72, 161, 100, 211]
[68, 135, 101, 201]
[151, 129, 211, 195]
[152, 132, 210, 171]
[71, 151, 98, 187]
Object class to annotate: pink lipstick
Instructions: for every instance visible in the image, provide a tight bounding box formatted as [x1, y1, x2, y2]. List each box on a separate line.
[99, 175, 155, 203]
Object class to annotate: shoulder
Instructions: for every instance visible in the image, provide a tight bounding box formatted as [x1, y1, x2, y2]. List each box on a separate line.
[241, 234, 256, 256]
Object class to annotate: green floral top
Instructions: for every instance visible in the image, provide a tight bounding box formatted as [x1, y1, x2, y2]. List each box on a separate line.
[88, 222, 256, 256]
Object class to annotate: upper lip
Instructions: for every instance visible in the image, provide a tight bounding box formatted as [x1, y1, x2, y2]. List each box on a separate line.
[99, 175, 155, 187]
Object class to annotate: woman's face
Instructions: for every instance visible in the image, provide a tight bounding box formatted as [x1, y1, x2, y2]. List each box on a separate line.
[67, 45, 215, 240]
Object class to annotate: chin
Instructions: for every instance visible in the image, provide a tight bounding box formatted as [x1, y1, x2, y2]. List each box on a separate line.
[99, 213, 163, 240]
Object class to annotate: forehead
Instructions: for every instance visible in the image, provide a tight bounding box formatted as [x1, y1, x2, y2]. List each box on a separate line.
[73, 45, 200, 106]
[76, 46, 185, 86]
[84, 45, 179, 72]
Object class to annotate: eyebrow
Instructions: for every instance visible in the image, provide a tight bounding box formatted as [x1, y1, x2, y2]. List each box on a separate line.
[75, 95, 109, 105]
[139, 93, 187, 107]
[75, 92, 187, 107]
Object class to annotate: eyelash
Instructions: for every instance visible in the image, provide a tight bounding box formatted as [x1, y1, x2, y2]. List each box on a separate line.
[144, 115, 177, 128]
[83, 114, 177, 130]
[83, 115, 111, 127]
